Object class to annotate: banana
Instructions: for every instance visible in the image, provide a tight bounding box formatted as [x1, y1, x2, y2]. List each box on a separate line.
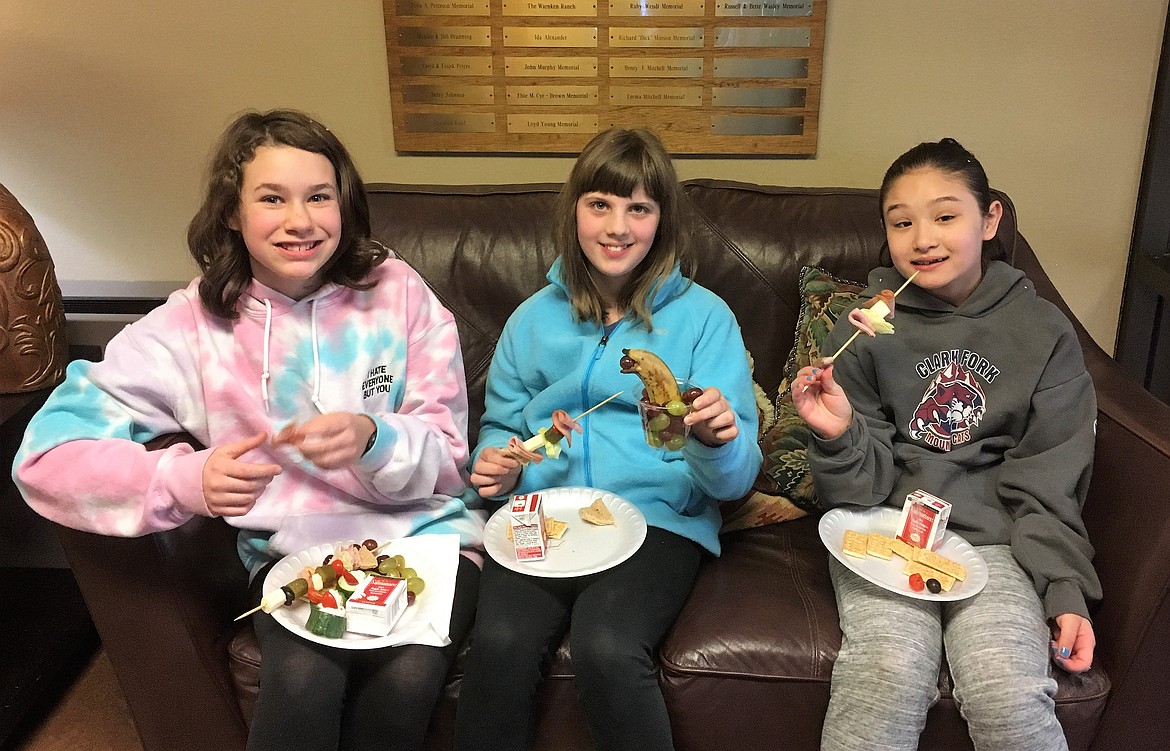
[619, 348, 683, 405]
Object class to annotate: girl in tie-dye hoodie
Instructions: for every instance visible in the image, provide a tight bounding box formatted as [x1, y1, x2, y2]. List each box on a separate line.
[13, 110, 482, 751]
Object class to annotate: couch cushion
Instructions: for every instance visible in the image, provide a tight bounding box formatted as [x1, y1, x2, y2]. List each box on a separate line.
[721, 267, 864, 532]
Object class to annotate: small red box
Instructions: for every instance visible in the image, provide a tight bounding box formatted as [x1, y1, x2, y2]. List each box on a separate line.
[897, 490, 951, 551]
[345, 575, 407, 637]
[510, 493, 547, 561]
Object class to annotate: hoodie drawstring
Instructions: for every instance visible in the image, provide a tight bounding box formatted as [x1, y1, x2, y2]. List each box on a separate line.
[261, 299, 273, 413]
[259, 297, 326, 415]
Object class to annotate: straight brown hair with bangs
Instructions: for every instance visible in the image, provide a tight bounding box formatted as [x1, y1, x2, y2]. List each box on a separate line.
[186, 109, 387, 319]
[553, 127, 692, 330]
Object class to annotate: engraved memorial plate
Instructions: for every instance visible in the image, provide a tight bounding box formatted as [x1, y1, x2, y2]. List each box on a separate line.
[714, 0, 812, 17]
[403, 84, 496, 105]
[396, 0, 491, 16]
[507, 114, 599, 132]
[710, 114, 803, 135]
[401, 56, 494, 76]
[505, 56, 598, 76]
[398, 26, 492, 47]
[714, 57, 808, 78]
[712, 86, 804, 107]
[610, 86, 702, 106]
[610, 57, 703, 78]
[714, 26, 810, 47]
[502, 0, 598, 16]
[608, 0, 705, 17]
[404, 112, 497, 132]
[504, 27, 598, 47]
[507, 85, 599, 105]
[610, 27, 704, 48]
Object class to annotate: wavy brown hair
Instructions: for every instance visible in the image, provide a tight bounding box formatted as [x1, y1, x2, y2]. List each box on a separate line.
[187, 109, 387, 319]
[553, 128, 692, 330]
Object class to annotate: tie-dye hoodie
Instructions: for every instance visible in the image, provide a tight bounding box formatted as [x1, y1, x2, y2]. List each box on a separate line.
[13, 255, 483, 575]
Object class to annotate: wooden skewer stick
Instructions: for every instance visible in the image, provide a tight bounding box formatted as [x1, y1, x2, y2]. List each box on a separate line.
[572, 391, 624, 421]
[802, 271, 920, 391]
[235, 604, 263, 622]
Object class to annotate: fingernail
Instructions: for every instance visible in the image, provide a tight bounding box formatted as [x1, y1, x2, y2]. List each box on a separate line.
[1059, 647, 1071, 658]
[812, 368, 820, 375]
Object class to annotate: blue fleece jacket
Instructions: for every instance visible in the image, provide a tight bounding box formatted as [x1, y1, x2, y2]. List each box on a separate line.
[473, 258, 761, 555]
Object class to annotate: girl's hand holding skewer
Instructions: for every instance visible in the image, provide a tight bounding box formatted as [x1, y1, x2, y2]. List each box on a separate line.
[791, 365, 853, 441]
[273, 413, 377, 470]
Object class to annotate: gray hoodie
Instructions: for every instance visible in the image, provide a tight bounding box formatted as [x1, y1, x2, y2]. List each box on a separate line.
[810, 261, 1101, 621]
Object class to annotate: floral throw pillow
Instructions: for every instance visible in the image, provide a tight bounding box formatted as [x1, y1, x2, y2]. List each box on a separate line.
[720, 266, 863, 533]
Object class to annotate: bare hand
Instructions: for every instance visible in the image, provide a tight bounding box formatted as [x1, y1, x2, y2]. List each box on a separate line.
[272, 413, 376, 470]
[470, 445, 523, 498]
[791, 365, 853, 440]
[202, 432, 282, 517]
[683, 386, 739, 447]
[1051, 613, 1095, 673]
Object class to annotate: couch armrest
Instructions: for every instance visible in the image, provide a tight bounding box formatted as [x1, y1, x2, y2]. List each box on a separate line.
[56, 435, 251, 751]
[1078, 343, 1170, 749]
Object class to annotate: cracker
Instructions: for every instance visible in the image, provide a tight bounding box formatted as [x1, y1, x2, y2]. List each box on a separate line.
[890, 536, 916, 560]
[913, 547, 967, 581]
[579, 498, 615, 526]
[903, 560, 956, 591]
[866, 532, 897, 560]
[842, 529, 868, 559]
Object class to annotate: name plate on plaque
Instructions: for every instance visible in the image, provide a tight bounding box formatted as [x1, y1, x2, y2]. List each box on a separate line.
[507, 85, 599, 105]
[502, 0, 599, 16]
[714, 26, 809, 47]
[505, 56, 598, 76]
[398, 26, 492, 47]
[504, 27, 598, 47]
[714, 57, 807, 78]
[610, 28, 704, 48]
[403, 84, 496, 105]
[396, 0, 491, 16]
[715, 0, 812, 16]
[404, 112, 497, 132]
[710, 114, 803, 135]
[608, 0, 705, 17]
[610, 57, 703, 78]
[712, 86, 804, 107]
[401, 56, 494, 76]
[507, 114, 599, 133]
[611, 86, 701, 106]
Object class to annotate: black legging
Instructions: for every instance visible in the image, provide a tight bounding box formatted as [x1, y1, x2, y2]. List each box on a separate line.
[455, 527, 702, 751]
[247, 554, 480, 751]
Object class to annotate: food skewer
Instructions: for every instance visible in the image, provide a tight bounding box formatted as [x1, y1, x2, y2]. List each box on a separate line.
[802, 271, 919, 393]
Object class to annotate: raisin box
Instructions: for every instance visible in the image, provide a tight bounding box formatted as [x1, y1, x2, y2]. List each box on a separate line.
[345, 575, 407, 637]
[510, 492, 548, 561]
[896, 489, 951, 551]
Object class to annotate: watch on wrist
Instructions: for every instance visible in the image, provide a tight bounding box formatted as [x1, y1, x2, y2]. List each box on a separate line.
[362, 425, 378, 456]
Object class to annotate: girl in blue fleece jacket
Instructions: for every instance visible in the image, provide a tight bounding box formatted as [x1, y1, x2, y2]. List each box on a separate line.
[455, 128, 761, 751]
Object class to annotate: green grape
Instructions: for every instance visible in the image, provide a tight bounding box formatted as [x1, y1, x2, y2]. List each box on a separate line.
[648, 413, 670, 432]
[665, 434, 687, 451]
[646, 431, 664, 448]
[666, 400, 687, 416]
[406, 576, 426, 596]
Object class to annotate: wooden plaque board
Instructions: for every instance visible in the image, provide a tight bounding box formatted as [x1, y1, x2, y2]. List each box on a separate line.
[384, 0, 825, 155]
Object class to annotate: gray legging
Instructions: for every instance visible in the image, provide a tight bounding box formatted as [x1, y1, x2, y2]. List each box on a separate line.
[455, 526, 703, 751]
[822, 545, 1066, 751]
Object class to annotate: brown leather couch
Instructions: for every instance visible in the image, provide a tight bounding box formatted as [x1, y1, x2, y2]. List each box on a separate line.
[51, 181, 1170, 750]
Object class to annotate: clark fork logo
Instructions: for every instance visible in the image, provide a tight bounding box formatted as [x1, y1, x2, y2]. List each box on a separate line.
[908, 362, 987, 451]
[362, 364, 394, 399]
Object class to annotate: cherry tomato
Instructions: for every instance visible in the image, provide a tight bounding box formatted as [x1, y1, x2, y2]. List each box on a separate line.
[329, 559, 358, 585]
[908, 573, 925, 592]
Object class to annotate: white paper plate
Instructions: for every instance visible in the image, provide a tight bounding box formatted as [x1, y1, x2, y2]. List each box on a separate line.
[484, 487, 647, 578]
[263, 535, 457, 650]
[819, 506, 988, 601]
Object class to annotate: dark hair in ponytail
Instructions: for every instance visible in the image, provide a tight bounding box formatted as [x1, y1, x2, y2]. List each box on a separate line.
[879, 137, 993, 220]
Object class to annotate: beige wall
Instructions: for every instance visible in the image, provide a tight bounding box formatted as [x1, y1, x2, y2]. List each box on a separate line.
[2, 1, 1165, 352]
